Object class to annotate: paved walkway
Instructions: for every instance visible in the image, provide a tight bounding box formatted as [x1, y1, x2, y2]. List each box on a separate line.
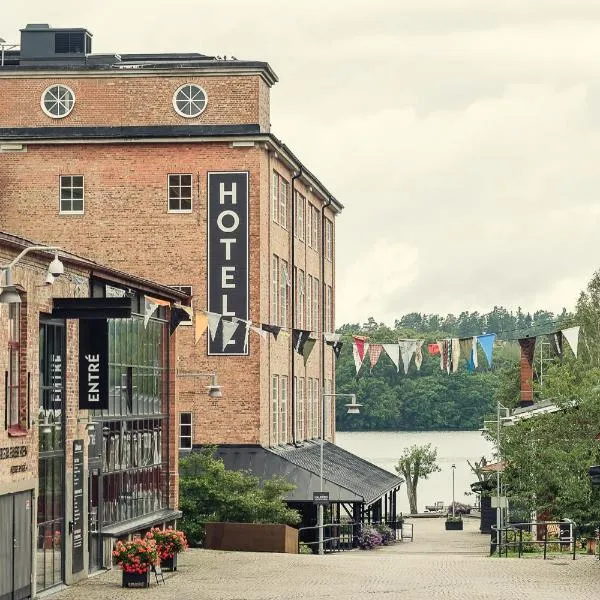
[52, 518, 599, 600]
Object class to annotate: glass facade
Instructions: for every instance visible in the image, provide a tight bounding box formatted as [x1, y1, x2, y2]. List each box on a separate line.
[37, 318, 65, 592]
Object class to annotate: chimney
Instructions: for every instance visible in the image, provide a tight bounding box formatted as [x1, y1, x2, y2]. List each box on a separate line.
[518, 337, 536, 407]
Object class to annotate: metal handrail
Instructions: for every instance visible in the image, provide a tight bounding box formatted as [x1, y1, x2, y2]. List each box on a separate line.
[298, 522, 359, 553]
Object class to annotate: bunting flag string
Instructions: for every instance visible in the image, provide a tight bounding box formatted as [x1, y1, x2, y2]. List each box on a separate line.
[352, 335, 369, 374]
[477, 333, 496, 367]
[221, 319, 239, 351]
[206, 311, 221, 342]
[562, 326, 580, 358]
[451, 338, 461, 373]
[414, 340, 424, 371]
[369, 344, 383, 371]
[195, 312, 208, 345]
[399, 339, 418, 375]
[143, 295, 170, 328]
[382, 344, 400, 372]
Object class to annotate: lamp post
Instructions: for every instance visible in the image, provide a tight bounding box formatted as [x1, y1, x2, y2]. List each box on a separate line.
[317, 393, 361, 556]
[451, 464, 456, 517]
[175, 370, 222, 398]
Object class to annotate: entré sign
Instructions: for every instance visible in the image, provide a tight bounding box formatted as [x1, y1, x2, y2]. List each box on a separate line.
[79, 319, 109, 409]
[207, 172, 249, 355]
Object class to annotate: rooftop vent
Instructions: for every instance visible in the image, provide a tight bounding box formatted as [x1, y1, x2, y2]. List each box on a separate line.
[20, 24, 92, 66]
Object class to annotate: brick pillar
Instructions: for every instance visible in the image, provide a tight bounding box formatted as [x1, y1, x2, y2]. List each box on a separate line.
[519, 338, 535, 407]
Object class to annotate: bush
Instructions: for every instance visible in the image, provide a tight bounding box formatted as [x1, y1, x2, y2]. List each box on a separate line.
[146, 528, 188, 560]
[374, 524, 395, 545]
[113, 539, 158, 573]
[358, 527, 382, 549]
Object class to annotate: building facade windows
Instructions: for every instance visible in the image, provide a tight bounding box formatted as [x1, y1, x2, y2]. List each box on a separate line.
[168, 174, 192, 212]
[271, 255, 279, 324]
[41, 84, 75, 119]
[7, 303, 22, 430]
[280, 375, 288, 444]
[306, 378, 312, 439]
[279, 259, 289, 327]
[59, 175, 84, 214]
[271, 171, 288, 228]
[295, 377, 304, 441]
[309, 206, 319, 251]
[295, 268, 305, 329]
[172, 84, 207, 118]
[325, 218, 333, 261]
[179, 412, 192, 449]
[271, 375, 279, 445]
[312, 277, 319, 333]
[325, 285, 333, 332]
[295, 192, 305, 241]
[312, 378, 319, 438]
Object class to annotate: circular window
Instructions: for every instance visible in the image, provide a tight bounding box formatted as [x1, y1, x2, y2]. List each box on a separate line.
[173, 84, 207, 118]
[41, 84, 75, 118]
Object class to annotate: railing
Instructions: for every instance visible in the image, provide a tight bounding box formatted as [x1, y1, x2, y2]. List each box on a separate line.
[491, 520, 578, 560]
[297, 522, 360, 553]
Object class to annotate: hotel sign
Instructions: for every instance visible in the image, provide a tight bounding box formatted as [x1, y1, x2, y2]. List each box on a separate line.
[79, 319, 109, 409]
[207, 171, 249, 355]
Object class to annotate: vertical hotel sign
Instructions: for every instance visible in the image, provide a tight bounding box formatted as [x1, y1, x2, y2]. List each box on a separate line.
[207, 172, 249, 355]
[79, 319, 109, 409]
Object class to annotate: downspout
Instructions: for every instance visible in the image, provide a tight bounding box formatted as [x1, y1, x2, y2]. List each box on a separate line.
[290, 166, 303, 444]
[321, 196, 332, 441]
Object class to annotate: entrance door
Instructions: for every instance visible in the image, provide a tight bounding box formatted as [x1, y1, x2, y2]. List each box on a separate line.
[0, 491, 33, 600]
[88, 471, 101, 572]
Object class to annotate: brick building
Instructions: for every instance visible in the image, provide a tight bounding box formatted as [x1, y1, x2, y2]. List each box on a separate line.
[0, 231, 186, 597]
[1, 23, 402, 552]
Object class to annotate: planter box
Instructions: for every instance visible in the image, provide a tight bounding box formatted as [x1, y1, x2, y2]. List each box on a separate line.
[204, 522, 298, 553]
[122, 570, 150, 588]
[445, 520, 463, 531]
[161, 553, 177, 571]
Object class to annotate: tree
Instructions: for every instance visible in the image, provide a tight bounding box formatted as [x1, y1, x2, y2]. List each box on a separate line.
[394, 444, 441, 514]
[179, 448, 300, 546]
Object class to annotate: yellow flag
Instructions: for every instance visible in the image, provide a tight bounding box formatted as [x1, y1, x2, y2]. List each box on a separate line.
[195, 313, 208, 344]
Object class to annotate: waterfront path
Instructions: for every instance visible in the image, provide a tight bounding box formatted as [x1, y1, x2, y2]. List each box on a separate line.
[53, 518, 598, 600]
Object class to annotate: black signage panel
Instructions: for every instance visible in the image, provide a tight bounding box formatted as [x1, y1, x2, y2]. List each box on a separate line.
[79, 319, 109, 410]
[52, 297, 132, 320]
[72, 439, 84, 574]
[313, 491, 330, 505]
[207, 171, 249, 355]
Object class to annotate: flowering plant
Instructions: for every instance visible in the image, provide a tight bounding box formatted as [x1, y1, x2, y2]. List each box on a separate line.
[146, 527, 188, 560]
[357, 527, 382, 550]
[112, 538, 158, 574]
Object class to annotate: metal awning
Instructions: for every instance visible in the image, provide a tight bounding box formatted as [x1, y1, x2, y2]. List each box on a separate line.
[214, 441, 403, 506]
[101, 509, 182, 537]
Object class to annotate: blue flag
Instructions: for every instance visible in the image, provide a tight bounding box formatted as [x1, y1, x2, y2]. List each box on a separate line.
[477, 333, 496, 367]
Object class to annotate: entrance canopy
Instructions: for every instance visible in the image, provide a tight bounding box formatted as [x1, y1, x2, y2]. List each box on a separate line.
[216, 441, 403, 506]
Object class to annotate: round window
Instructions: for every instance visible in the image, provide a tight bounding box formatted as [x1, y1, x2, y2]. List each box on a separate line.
[173, 84, 207, 118]
[41, 84, 75, 119]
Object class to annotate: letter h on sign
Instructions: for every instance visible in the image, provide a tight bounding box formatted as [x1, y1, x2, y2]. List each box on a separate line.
[207, 172, 249, 355]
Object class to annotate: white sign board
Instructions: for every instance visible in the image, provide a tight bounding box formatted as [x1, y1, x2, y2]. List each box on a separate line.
[491, 496, 508, 509]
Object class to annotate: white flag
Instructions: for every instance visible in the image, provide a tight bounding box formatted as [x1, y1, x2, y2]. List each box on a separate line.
[382, 344, 400, 372]
[352, 342, 369, 374]
[414, 340, 425, 371]
[562, 326, 580, 358]
[221, 320, 239, 350]
[206, 312, 221, 342]
[399, 339, 418, 375]
[144, 295, 169, 328]
[323, 332, 341, 343]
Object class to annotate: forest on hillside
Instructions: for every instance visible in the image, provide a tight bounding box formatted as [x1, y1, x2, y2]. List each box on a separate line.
[334, 306, 573, 431]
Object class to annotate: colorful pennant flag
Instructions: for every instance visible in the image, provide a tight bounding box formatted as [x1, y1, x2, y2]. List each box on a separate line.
[562, 326, 580, 358]
[477, 333, 496, 367]
[399, 339, 418, 375]
[451, 338, 461, 373]
[352, 336, 369, 374]
[459, 338, 472, 366]
[169, 305, 191, 335]
[323, 332, 341, 344]
[369, 344, 383, 370]
[293, 329, 312, 356]
[261, 323, 281, 340]
[221, 319, 239, 351]
[143, 295, 170, 328]
[303, 337, 317, 365]
[383, 344, 400, 372]
[471, 336, 478, 369]
[195, 312, 208, 344]
[428, 343, 440, 355]
[547, 331, 563, 356]
[206, 311, 222, 342]
[331, 341, 343, 359]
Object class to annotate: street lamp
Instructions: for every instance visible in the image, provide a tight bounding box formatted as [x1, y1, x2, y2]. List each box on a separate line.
[1, 245, 64, 303]
[451, 464, 456, 517]
[175, 370, 222, 398]
[317, 393, 359, 556]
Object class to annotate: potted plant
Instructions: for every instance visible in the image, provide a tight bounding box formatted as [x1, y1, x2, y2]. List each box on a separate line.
[113, 538, 158, 588]
[445, 515, 463, 531]
[147, 527, 188, 571]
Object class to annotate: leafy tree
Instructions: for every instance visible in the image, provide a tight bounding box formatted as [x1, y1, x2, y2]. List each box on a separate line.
[179, 448, 300, 546]
[394, 444, 441, 514]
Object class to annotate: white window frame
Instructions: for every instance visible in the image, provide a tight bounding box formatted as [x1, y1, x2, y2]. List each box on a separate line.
[312, 277, 319, 333]
[280, 260, 289, 327]
[311, 206, 319, 251]
[306, 204, 312, 247]
[271, 255, 279, 324]
[179, 412, 193, 450]
[41, 84, 75, 119]
[297, 269, 305, 329]
[172, 83, 208, 118]
[325, 285, 333, 332]
[169, 286, 193, 325]
[168, 173, 193, 213]
[306, 378, 312, 439]
[325, 218, 333, 261]
[305, 275, 312, 330]
[7, 303, 21, 430]
[312, 379, 319, 438]
[295, 191, 305, 241]
[59, 175, 84, 214]
[296, 377, 305, 441]
[280, 375, 288, 444]
[272, 375, 279, 445]
[279, 179, 288, 230]
[272, 172, 279, 223]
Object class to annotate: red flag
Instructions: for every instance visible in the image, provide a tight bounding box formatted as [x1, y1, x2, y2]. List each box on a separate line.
[369, 344, 383, 370]
[428, 343, 440, 355]
[353, 335, 368, 362]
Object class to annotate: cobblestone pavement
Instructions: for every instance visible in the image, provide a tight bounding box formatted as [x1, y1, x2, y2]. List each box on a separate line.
[52, 518, 599, 600]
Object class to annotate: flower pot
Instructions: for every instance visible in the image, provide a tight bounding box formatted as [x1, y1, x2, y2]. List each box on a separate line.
[445, 520, 463, 531]
[161, 553, 178, 571]
[122, 569, 150, 588]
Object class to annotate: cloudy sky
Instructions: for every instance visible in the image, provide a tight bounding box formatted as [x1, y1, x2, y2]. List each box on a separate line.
[4, 1, 600, 326]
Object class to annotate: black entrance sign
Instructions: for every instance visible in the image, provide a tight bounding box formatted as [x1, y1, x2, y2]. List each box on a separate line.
[79, 319, 109, 410]
[52, 297, 132, 320]
[313, 491, 330, 505]
[72, 439, 84, 574]
[207, 171, 249, 355]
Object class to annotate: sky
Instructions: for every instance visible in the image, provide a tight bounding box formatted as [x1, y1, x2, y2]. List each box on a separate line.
[3, 1, 600, 327]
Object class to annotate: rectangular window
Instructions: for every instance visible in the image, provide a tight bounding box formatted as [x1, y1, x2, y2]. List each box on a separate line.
[60, 175, 84, 214]
[272, 172, 279, 223]
[279, 179, 288, 229]
[312, 277, 319, 333]
[296, 377, 305, 441]
[271, 255, 279, 324]
[306, 378, 312, 438]
[306, 204, 312, 247]
[169, 286, 193, 325]
[312, 379, 319, 438]
[7, 303, 21, 429]
[305, 275, 312, 330]
[280, 260, 289, 327]
[271, 375, 279, 445]
[296, 268, 305, 329]
[295, 192, 305, 241]
[280, 376, 288, 444]
[312, 206, 319, 251]
[325, 218, 333, 261]
[168, 174, 192, 212]
[179, 412, 192, 449]
[325, 285, 333, 332]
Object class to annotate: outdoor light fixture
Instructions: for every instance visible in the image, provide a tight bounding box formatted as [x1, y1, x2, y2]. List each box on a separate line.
[176, 370, 222, 398]
[344, 394, 362, 414]
[1, 245, 64, 303]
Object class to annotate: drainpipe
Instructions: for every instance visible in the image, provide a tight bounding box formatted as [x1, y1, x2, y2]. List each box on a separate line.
[290, 166, 303, 444]
[321, 195, 332, 441]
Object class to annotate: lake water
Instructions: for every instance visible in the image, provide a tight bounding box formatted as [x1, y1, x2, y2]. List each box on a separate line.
[335, 430, 494, 515]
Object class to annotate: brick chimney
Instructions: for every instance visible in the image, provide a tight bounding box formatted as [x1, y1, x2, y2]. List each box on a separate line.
[518, 338, 535, 407]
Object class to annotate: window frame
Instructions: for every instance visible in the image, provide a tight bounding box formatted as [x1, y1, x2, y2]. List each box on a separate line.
[311, 206, 319, 251]
[41, 84, 75, 119]
[7, 302, 24, 433]
[295, 376, 305, 441]
[312, 379, 319, 438]
[271, 255, 279, 324]
[178, 412, 193, 450]
[279, 259, 289, 327]
[305, 275, 312, 330]
[272, 172, 279, 223]
[280, 375, 288, 444]
[172, 83, 208, 118]
[312, 277, 319, 333]
[325, 218, 333, 261]
[271, 375, 279, 445]
[296, 268, 305, 329]
[59, 175, 84, 215]
[295, 191, 305, 241]
[167, 173, 193, 213]
[279, 179, 289, 230]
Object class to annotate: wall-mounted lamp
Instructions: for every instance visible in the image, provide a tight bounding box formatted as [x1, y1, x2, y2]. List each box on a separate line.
[1, 245, 64, 304]
[176, 370, 222, 398]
